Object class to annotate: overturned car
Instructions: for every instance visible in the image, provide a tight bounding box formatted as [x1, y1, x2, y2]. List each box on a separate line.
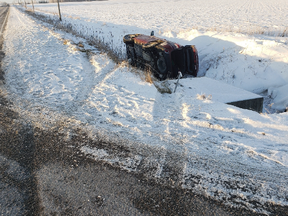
[123, 33, 199, 80]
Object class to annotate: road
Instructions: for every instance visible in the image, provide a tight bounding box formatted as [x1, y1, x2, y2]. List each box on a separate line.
[0, 104, 258, 216]
[0, 6, 284, 216]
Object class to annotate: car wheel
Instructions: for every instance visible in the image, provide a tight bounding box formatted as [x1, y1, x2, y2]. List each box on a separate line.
[126, 44, 136, 65]
[157, 56, 167, 79]
[123, 34, 138, 44]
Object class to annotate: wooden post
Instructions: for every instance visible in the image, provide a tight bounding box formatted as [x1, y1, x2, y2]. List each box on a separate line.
[31, 0, 34, 11]
[57, 0, 62, 21]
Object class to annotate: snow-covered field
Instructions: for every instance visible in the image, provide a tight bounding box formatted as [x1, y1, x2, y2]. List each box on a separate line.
[2, 0, 288, 214]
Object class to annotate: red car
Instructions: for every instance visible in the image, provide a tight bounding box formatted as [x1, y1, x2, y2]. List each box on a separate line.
[123, 33, 199, 80]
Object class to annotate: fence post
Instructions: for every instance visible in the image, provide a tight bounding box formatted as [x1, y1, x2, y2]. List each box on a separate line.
[57, 0, 62, 21]
[31, 0, 34, 11]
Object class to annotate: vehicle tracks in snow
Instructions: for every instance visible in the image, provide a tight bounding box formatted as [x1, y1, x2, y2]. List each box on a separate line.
[4, 7, 118, 118]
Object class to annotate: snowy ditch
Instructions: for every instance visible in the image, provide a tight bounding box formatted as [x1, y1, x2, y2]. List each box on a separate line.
[1, 3, 288, 214]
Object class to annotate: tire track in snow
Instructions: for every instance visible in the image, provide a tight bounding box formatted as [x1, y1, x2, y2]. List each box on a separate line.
[4, 7, 100, 117]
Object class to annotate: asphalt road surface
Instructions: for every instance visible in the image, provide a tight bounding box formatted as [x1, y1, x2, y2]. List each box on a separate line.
[0, 101, 259, 216]
[0, 6, 286, 216]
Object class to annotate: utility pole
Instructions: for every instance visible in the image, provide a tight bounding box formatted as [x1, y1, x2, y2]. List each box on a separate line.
[57, 0, 62, 21]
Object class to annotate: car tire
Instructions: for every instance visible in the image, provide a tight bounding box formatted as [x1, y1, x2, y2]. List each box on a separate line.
[123, 34, 138, 44]
[157, 56, 167, 79]
[126, 44, 136, 65]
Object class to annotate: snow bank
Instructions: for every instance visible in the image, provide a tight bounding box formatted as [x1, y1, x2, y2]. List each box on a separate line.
[268, 84, 288, 111]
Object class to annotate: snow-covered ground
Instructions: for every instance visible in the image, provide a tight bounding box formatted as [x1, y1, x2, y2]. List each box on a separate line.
[2, 1, 288, 214]
[29, 0, 288, 112]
